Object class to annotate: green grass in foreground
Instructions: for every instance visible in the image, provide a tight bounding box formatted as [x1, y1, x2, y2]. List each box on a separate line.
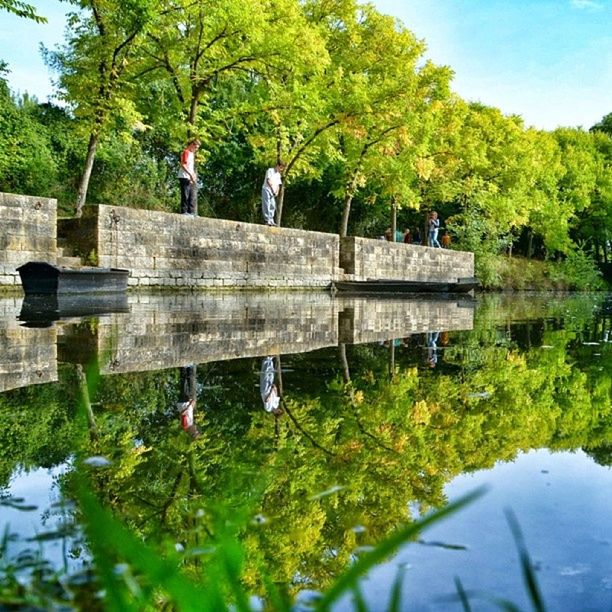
[1, 478, 553, 611]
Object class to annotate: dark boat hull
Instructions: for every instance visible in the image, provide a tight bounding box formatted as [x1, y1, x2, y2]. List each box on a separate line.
[332, 277, 480, 295]
[17, 261, 129, 295]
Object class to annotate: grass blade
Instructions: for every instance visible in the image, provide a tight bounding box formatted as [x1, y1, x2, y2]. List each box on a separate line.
[260, 570, 291, 611]
[388, 567, 406, 612]
[316, 487, 486, 610]
[76, 479, 214, 611]
[219, 539, 251, 612]
[454, 576, 472, 612]
[351, 583, 368, 612]
[505, 509, 546, 612]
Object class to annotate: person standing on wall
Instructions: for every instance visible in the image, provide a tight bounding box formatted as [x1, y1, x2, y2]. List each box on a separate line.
[178, 139, 200, 216]
[441, 230, 451, 248]
[261, 161, 285, 226]
[428, 211, 441, 248]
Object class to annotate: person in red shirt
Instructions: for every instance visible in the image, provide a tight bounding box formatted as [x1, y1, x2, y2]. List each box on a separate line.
[178, 139, 200, 215]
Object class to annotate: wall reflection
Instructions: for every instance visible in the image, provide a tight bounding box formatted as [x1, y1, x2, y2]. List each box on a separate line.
[0, 292, 474, 391]
[0, 297, 57, 392]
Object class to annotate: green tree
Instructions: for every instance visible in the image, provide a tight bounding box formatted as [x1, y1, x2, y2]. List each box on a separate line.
[590, 112, 612, 137]
[328, 7, 446, 236]
[573, 130, 612, 263]
[46, 0, 159, 216]
[0, 73, 59, 195]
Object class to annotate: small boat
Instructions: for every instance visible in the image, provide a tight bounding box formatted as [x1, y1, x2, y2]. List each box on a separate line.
[331, 277, 480, 295]
[17, 261, 129, 295]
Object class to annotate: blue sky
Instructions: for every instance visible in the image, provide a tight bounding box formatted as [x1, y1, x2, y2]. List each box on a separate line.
[1, 0, 610, 130]
[376, 0, 612, 130]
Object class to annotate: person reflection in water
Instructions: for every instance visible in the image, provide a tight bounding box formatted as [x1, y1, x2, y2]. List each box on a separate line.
[260, 356, 283, 416]
[177, 365, 200, 438]
[426, 331, 440, 368]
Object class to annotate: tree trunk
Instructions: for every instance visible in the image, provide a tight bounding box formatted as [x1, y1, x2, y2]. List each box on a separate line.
[275, 355, 283, 396]
[527, 230, 534, 260]
[339, 343, 350, 384]
[185, 96, 200, 216]
[340, 193, 353, 238]
[277, 185, 285, 227]
[340, 169, 363, 238]
[391, 200, 397, 241]
[188, 93, 199, 128]
[389, 341, 395, 379]
[75, 132, 99, 218]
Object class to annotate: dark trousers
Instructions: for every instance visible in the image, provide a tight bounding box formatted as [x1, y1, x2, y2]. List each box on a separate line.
[179, 365, 197, 403]
[179, 178, 197, 214]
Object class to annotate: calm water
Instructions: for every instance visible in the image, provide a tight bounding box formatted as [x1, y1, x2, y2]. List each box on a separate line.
[0, 291, 610, 611]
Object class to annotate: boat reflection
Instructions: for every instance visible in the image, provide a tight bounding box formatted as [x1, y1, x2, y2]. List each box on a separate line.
[18, 293, 129, 327]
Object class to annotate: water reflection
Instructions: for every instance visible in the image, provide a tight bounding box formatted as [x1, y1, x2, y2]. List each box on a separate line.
[425, 331, 439, 368]
[0, 292, 475, 391]
[0, 297, 57, 392]
[0, 291, 610, 609]
[260, 356, 282, 416]
[18, 293, 129, 327]
[177, 365, 200, 439]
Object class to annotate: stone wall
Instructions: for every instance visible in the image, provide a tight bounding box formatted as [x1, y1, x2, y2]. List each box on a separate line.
[340, 236, 474, 283]
[93, 205, 341, 288]
[1, 192, 476, 290]
[0, 193, 57, 286]
[57, 293, 473, 375]
[93, 292, 340, 374]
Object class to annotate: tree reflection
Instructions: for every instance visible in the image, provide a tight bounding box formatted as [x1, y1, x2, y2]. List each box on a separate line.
[0, 294, 610, 597]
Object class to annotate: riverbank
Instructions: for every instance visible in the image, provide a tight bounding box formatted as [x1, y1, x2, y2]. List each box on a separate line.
[476, 253, 607, 291]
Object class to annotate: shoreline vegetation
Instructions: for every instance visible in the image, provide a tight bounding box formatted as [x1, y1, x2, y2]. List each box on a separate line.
[477, 253, 607, 291]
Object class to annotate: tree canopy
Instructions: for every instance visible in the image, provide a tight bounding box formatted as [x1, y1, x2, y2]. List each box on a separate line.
[0, 0, 610, 279]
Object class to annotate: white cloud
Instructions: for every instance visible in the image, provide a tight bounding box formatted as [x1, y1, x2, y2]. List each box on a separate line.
[570, 0, 604, 11]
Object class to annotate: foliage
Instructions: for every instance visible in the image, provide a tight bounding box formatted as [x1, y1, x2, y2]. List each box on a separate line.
[0, 368, 81, 487]
[0, 0, 46, 22]
[0, 83, 59, 195]
[590, 112, 612, 137]
[548, 249, 605, 290]
[474, 253, 604, 291]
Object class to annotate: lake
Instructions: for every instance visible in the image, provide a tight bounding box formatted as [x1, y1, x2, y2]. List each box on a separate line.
[0, 291, 610, 611]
